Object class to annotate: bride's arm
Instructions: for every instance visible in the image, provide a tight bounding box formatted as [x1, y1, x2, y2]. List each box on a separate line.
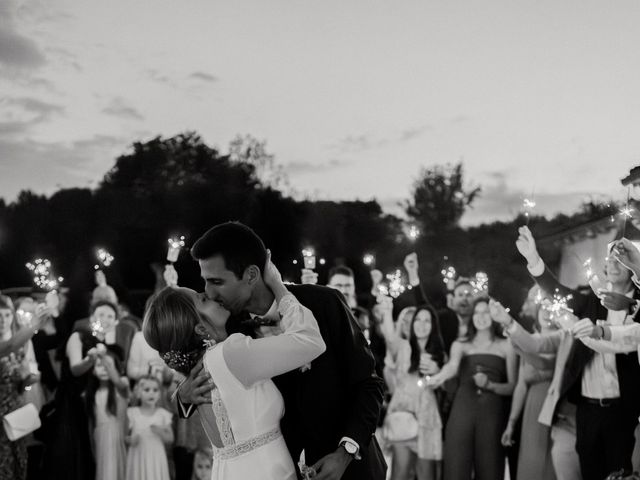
[223, 293, 326, 387]
[223, 250, 326, 387]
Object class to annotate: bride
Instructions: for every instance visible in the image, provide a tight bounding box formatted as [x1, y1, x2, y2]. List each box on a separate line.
[143, 252, 325, 479]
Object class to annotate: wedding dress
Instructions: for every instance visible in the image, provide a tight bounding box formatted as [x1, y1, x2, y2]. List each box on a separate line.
[200, 293, 325, 479]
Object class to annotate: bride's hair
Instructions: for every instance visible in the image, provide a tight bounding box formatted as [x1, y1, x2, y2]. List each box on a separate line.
[143, 287, 203, 374]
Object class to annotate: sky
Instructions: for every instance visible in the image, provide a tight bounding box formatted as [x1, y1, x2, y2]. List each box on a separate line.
[1, 0, 640, 225]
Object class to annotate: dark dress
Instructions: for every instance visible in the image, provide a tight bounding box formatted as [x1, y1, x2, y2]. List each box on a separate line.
[43, 325, 97, 480]
[0, 350, 28, 480]
[443, 353, 509, 480]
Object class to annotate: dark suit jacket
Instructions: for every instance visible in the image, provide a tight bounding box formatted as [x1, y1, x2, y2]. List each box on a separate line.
[277, 284, 386, 479]
[185, 285, 387, 479]
[535, 266, 640, 420]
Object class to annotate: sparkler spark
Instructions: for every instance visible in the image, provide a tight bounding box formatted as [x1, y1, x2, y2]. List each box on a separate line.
[363, 254, 375, 266]
[386, 270, 407, 298]
[167, 236, 186, 262]
[471, 272, 489, 294]
[408, 225, 420, 241]
[619, 207, 634, 219]
[94, 248, 114, 270]
[523, 198, 537, 216]
[26, 258, 63, 290]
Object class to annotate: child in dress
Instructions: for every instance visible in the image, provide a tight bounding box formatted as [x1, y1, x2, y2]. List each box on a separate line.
[126, 375, 173, 480]
[191, 449, 213, 480]
[86, 346, 130, 480]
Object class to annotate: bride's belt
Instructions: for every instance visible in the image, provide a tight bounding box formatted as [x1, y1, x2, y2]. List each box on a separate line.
[213, 427, 282, 461]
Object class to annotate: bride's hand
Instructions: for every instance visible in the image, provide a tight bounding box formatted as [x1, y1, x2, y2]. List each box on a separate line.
[263, 249, 289, 301]
[263, 250, 283, 287]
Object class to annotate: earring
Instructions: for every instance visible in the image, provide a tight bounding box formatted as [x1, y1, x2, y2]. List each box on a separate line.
[202, 336, 216, 349]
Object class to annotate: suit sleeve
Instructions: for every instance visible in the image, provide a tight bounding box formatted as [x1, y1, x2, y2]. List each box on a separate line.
[327, 289, 385, 449]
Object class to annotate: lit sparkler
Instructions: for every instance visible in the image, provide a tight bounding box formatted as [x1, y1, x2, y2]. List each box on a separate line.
[167, 236, 186, 263]
[441, 266, 457, 291]
[408, 225, 420, 241]
[25, 258, 63, 291]
[471, 271, 489, 294]
[386, 269, 407, 298]
[94, 248, 114, 270]
[302, 247, 316, 270]
[363, 254, 375, 267]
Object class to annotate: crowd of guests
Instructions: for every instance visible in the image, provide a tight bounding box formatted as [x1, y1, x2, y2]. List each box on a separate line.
[3, 225, 640, 480]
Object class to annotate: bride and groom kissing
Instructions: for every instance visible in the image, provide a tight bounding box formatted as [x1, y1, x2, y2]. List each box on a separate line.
[143, 221, 387, 479]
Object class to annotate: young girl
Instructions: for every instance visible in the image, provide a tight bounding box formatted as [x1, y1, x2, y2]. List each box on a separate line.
[126, 375, 173, 480]
[86, 346, 129, 480]
[191, 449, 213, 480]
[385, 304, 445, 480]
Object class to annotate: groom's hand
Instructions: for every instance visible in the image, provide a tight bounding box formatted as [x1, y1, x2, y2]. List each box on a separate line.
[311, 447, 352, 480]
[178, 362, 213, 405]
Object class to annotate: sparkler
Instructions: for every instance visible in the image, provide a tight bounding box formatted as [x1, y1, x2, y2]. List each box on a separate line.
[440, 266, 457, 291]
[363, 253, 375, 267]
[583, 258, 610, 295]
[522, 198, 536, 225]
[471, 271, 489, 295]
[94, 248, 114, 270]
[408, 225, 420, 241]
[621, 186, 633, 238]
[539, 289, 575, 330]
[167, 236, 186, 263]
[302, 247, 316, 270]
[25, 258, 63, 291]
[386, 269, 407, 298]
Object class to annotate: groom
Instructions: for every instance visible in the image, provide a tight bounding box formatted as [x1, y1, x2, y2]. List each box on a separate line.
[178, 221, 387, 480]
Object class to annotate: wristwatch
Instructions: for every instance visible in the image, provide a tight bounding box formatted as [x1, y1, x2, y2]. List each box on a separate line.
[339, 440, 361, 460]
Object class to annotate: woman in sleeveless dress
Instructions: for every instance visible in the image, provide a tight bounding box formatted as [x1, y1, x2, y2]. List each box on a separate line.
[143, 252, 326, 480]
[428, 296, 517, 480]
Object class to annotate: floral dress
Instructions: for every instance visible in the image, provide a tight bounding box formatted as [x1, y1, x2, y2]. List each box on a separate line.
[386, 339, 442, 460]
[0, 350, 28, 480]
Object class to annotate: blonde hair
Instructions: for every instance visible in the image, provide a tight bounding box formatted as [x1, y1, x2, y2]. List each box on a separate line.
[143, 287, 203, 373]
[132, 375, 162, 406]
[191, 449, 213, 480]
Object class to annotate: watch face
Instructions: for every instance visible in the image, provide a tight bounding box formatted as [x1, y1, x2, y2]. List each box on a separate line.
[343, 442, 357, 454]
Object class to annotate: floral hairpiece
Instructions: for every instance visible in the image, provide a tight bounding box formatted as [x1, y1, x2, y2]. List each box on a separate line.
[161, 349, 201, 372]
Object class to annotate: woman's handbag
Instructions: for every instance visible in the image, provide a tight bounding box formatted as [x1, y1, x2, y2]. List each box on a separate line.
[3, 403, 41, 441]
[383, 411, 418, 442]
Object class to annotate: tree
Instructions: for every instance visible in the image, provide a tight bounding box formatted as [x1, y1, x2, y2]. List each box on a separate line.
[405, 163, 481, 234]
[228, 134, 291, 193]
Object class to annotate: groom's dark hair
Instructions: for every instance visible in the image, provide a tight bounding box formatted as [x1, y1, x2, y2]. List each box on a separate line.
[191, 221, 267, 279]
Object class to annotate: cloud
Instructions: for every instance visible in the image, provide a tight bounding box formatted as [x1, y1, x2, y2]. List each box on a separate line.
[459, 172, 589, 226]
[284, 158, 351, 174]
[102, 98, 144, 121]
[333, 125, 433, 153]
[399, 125, 433, 142]
[189, 71, 218, 83]
[146, 69, 172, 85]
[0, 2, 46, 69]
[0, 96, 64, 136]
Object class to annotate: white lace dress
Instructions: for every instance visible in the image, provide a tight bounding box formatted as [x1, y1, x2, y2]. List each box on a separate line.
[201, 293, 326, 480]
